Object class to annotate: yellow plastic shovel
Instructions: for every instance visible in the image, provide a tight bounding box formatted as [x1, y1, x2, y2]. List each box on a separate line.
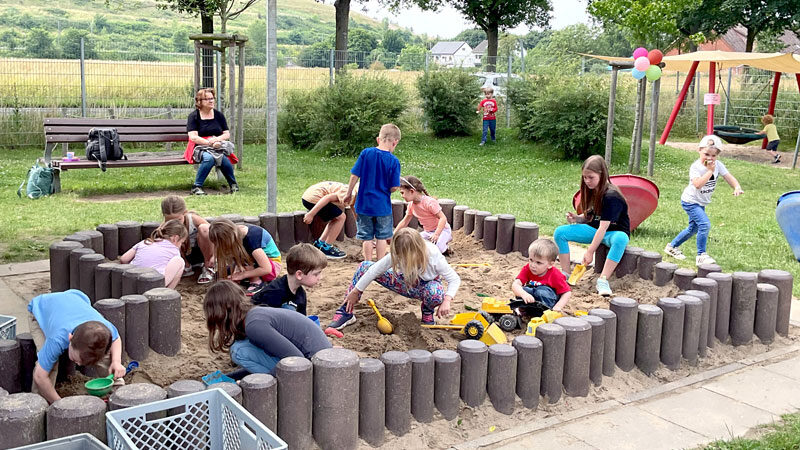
[567, 264, 587, 286]
[367, 299, 394, 335]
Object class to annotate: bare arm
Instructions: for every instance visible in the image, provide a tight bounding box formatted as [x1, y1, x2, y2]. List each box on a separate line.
[343, 174, 359, 205]
[33, 364, 60, 404]
[512, 278, 535, 303]
[692, 162, 716, 189]
[108, 337, 125, 378]
[583, 221, 611, 266]
[393, 210, 413, 234]
[119, 247, 136, 264]
[722, 173, 743, 196]
[552, 291, 571, 312]
[230, 248, 274, 281]
[432, 212, 447, 242]
[304, 193, 339, 224]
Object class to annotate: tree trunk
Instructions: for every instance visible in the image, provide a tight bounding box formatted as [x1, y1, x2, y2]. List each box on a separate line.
[486, 26, 498, 72]
[745, 28, 755, 52]
[334, 0, 350, 71]
[201, 13, 214, 88]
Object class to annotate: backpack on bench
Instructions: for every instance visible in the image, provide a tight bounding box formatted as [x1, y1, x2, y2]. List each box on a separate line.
[86, 128, 126, 171]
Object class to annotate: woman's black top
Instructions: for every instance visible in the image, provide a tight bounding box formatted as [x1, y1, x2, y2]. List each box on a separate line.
[186, 109, 228, 137]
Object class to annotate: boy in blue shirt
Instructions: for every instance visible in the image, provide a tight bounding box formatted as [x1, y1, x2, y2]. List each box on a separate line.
[28, 290, 125, 403]
[344, 123, 401, 261]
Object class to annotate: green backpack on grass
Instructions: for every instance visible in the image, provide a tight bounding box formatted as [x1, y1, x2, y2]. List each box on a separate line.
[18, 158, 55, 199]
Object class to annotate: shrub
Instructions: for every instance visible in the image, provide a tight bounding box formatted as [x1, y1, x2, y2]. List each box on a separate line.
[509, 74, 615, 160]
[417, 70, 481, 137]
[279, 73, 407, 156]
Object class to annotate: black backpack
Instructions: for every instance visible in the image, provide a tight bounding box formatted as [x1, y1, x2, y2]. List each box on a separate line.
[86, 128, 125, 171]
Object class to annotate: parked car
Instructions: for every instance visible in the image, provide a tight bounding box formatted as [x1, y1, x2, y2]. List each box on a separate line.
[472, 72, 522, 97]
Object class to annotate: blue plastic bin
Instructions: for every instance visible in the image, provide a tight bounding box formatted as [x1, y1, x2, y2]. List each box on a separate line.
[776, 190, 800, 262]
[106, 388, 286, 450]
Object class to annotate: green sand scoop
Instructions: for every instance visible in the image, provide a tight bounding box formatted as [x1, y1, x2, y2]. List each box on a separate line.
[85, 374, 115, 397]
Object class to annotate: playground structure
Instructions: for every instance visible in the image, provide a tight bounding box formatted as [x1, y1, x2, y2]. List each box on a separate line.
[572, 174, 661, 231]
[588, 51, 800, 170]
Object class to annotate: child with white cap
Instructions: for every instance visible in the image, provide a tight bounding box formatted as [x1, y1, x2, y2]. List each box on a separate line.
[664, 135, 744, 265]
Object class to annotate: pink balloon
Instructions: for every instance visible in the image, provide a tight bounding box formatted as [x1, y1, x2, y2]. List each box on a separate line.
[634, 56, 650, 71]
[632, 47, 648, 59]
[648, 49, 663, 65]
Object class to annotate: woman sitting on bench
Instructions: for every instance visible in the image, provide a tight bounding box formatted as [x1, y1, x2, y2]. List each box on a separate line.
[185, 88, 240, 195]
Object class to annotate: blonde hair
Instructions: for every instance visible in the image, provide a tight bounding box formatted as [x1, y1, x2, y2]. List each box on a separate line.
[208, 219, 253, 280]
[762, 114, 774, 125]
[483, 87, 494, 94]
[399, 175, 430, 197]
[379, 123, 401, 143]
[146, 219, 188, 245]
[390, 228, 428, 287]
[528, 239, 558, 262]
[194, 88, 216, 109]
[287, 243, 327, 274]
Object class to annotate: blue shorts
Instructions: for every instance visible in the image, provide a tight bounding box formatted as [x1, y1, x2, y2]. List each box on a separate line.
[766, 140, 780, 151]
[356, 214, 393, 240]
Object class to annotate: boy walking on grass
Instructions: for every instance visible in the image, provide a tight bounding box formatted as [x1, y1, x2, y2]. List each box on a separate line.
[477, 87, 498, 146]
[344, 124, 401, 262]
[28, 290, 124, 404]
[252, 243, 327, 316]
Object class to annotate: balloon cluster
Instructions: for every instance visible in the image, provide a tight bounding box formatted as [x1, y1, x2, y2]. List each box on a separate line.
[631, 47, 663, 81]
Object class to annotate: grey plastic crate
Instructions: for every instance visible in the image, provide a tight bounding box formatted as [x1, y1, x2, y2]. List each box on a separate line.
[13, 433, 110, 449]
[106, 388, 286, 450]
[0, 314, 16, 340]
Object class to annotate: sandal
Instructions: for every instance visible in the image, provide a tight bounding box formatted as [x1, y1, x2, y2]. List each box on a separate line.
[246, 283, 265, 297]
[198, 267, 215, 284]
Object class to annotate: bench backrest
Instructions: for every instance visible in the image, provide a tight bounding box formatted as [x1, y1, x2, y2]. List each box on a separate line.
[44, 118, 188, 144]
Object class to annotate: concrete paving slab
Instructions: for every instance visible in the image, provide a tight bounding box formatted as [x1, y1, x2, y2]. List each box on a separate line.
[704, 367, 800, 415]
[763, 354, 800, 381]
[790, 299, 800, 323]
[0, 278, 30, 334]
[496, 428, 597, 450]
[639, 387, 778, 440]
[0, 260, 49, 277]
[558, 405, 706, 450]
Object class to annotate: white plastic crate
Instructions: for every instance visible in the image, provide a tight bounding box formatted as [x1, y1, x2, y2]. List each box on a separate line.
[0, 314, 16, 340]
[13, 433, 110, 449]
[106, 388, 286, 450]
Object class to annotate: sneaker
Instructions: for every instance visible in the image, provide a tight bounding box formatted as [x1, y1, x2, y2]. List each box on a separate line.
[319, 242, 346, 260]
[329, 306, 356, 330]
[596, 276, 612, 296]
[773, 155, 781, 164]
[664, 244, 686, 260]
[313, 239, 323, 249]
[182, 266, 195, 278]
[230, 183, 239, 194]
[191, 186, 206, 196]
[479, 141, 485, 146]
[696, 253, 716, 266]
[422, 313, 435, 325]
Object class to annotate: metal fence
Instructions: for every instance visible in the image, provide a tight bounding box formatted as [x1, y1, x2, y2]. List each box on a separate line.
[2, 37, 799, 151]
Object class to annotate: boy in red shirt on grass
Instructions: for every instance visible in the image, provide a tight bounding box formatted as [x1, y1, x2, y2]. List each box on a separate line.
[477, 87, 498, 146]
[511, 239, 571, 312]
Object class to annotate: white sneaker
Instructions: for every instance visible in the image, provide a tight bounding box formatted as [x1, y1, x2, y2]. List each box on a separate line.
[664, 244, 686, 260]
[696, 253, 716, 266]
[596, 276, 612, 296]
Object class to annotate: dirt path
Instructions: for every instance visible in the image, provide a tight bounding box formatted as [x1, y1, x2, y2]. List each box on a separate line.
[666, 140, 797, 168]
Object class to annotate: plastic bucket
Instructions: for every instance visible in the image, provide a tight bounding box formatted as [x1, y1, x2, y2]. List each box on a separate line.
[308, 315, 320, 327]
[776, 190, 800, 262]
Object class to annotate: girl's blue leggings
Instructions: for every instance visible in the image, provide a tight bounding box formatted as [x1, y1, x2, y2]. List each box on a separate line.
[553, 224, 630, 263]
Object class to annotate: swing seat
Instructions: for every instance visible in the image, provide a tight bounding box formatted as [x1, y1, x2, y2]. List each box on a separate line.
[713, 125, 763, 145]
[572, 174, 659, 232]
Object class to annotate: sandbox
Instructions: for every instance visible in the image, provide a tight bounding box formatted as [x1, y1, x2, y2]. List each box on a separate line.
[0, 205, 796, 449]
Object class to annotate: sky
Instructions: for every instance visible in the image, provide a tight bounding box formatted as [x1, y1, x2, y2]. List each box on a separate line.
[357, 0, 591, 39]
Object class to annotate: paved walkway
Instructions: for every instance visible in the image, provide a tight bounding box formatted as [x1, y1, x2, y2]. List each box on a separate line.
[457, 304, 800, 450]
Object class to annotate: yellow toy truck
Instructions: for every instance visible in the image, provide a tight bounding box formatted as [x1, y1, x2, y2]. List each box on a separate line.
[422, 312, 507, 345]
[479, 297, 550, 332]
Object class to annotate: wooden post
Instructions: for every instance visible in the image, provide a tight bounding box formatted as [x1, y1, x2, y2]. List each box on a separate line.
[194, 41, 201, 93]
[706, 61, 716, 136]
[604, 67, 618, 165]
[647, 78, 661, 177]
[237, 41, 246, 169]
[634, 79, 647, 174]
[660, 61, 699, 145]
[228, 40, 236, 146]
[267, 0, 278, 213]
[628, 79, 642, 173]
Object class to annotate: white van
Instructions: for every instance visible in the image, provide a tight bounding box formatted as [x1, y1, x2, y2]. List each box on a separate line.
[472, 72, 522, 97]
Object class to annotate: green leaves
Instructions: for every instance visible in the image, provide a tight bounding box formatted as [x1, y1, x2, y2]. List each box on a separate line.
[417, 70, 482, 137]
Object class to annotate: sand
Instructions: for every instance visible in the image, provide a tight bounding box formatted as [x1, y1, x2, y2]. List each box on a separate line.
[5, 229, 796, 449]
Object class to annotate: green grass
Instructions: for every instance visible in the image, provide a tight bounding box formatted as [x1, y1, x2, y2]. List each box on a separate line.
[704, 412, 800, 449]
[3, 129, 799, 295]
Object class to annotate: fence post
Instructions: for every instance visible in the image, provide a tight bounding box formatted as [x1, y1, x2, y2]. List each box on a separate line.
[604, 67, 619, 165]
[506, 55, 512, 127]
[80, 38, 86, 118]
[793, 125, 799, 170]
[723, 68, 732, 125]
[329, 50, 334, 87]
[647, 78, 661, 177]
[165, 107, 173, 152]
[216, 51, 222, 109]
[424, 52, 429, 72]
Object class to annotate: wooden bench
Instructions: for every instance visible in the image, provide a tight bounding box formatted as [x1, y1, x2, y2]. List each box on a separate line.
[44, 118, 190, 192]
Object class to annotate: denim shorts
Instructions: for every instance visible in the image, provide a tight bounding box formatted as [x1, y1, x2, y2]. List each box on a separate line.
[356, 214, 393, 240]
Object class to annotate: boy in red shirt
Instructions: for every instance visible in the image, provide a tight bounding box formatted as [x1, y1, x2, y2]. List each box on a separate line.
[511, 239, 571, 312]
[477, 87, 498, 146]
